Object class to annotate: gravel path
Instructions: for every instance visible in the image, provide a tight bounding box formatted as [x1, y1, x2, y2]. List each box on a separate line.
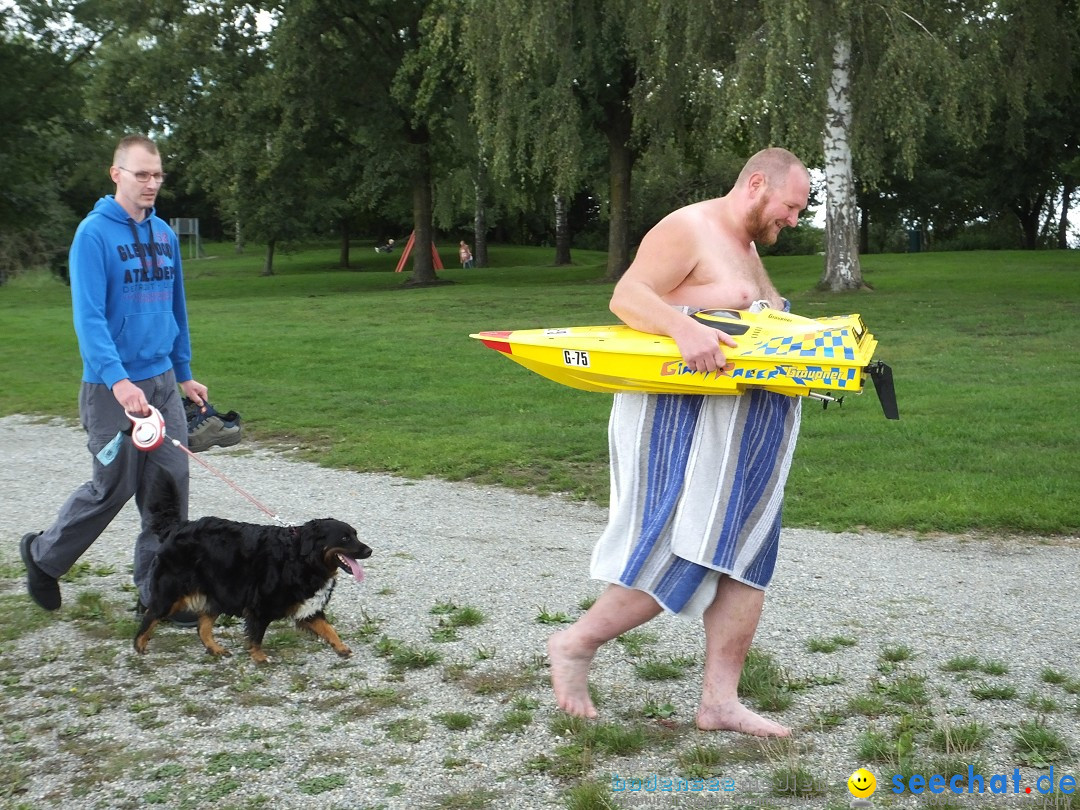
[1, 414, 1077, 810]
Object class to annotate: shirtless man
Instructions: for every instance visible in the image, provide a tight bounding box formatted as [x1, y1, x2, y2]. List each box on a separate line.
[548, 147, 810, 737]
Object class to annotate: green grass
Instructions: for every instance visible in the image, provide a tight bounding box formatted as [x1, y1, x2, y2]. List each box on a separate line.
[873, 674, 930, 707]
[562, 781, 620, 810]
[970, 682, 1018, 701]
[675, 744, 727, 779]
[633, 655, 696, 682]
[549, 714, 653, 758]
[2, 245, 1078, 534]
[373, 636, 442, 671]
[1014, 718, 1072, 767]
[880, 644, 916, 663]
[738, 647, 796, 712]
[615, 629, 659, 657]
[535, 606, 573, 625]
[296, 773, 347, 796]
[941, 655, 982, 673]
[488, 707, 534, 736]
[640, 695, 677, 719]
[929, 719, 991, 753]
[805, 634, 857, 654]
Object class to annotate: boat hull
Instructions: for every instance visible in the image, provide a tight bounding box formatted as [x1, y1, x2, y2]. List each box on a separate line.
[471, 308, 881, 399]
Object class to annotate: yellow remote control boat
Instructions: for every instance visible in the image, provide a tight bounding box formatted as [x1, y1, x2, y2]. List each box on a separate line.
[471, 308, 898, 418]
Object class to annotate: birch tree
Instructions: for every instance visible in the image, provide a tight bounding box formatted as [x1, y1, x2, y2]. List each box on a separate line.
[724, 0, 992, 290]
[823, 32, 860, 288]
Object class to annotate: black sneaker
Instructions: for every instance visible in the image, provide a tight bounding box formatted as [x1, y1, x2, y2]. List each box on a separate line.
[168, 611, 200, 628]
[136, 598, 200, 628]
[20, 532, 61, 611]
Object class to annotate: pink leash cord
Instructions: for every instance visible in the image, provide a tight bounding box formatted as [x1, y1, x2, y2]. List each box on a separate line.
[127, 404, 287, 525]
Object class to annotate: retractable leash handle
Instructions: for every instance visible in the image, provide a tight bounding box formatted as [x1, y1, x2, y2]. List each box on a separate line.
[127, 404, 295, 531]
[126, 405, 167, 451]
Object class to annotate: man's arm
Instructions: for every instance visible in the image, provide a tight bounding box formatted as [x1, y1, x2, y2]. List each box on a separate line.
[609, 213, 736, 374]
[69, 227, 130, 389]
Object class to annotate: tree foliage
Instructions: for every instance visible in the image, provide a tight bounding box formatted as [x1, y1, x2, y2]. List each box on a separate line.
[1, 0, 1077, 287]
[722, 0, 996, 288]
[461, 0, 741, 279]
[0, 12, 93, 279]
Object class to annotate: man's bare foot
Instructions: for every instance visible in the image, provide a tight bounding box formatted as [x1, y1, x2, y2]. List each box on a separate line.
[696, 701, 790, 737]
[548, 630, 598, 718]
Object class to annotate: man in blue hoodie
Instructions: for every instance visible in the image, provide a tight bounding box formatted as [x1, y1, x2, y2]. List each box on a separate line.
[20, 135, 207, 617]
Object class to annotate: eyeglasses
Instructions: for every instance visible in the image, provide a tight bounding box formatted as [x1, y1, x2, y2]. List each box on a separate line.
[117, 166, 168, 184]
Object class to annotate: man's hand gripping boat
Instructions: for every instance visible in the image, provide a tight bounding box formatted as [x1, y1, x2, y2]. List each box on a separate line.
[471, 308, 898, 418]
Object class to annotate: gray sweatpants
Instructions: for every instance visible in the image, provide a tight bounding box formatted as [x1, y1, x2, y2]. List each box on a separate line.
[31, 370, 190, 604]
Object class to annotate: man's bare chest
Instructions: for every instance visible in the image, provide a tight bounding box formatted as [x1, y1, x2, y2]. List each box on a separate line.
[664, 255, 781, 310]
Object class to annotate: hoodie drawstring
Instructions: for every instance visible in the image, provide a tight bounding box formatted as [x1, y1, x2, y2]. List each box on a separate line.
[126, 217, 157, 279]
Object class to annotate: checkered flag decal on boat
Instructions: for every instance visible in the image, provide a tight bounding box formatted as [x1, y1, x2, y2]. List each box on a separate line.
[755, 329, 855, 361]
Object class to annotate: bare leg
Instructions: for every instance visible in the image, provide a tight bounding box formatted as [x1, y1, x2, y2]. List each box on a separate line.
[696, 576, 789, 737]
[548, 584, 662, 718]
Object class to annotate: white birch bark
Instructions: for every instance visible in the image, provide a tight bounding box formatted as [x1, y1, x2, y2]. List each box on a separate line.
[822, 31, 864, 290]
[553, 193, 571, 265]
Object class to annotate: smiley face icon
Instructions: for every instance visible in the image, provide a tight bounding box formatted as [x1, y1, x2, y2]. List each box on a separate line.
[848, 767, 877, 798]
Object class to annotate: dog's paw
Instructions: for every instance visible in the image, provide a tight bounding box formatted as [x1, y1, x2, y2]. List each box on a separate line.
[335, 646, 353, 658]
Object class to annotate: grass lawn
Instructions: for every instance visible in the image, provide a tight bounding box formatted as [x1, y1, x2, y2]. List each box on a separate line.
[1, 243, 1077, 535]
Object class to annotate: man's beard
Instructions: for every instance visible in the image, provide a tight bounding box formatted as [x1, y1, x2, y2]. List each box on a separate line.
[746, 196, 780, 245]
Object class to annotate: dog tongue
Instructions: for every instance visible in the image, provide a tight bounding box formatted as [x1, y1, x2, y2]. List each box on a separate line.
[337, 554, 365, 583]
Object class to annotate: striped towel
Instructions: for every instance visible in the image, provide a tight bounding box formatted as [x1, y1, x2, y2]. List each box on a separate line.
[590, 388, 801, 617]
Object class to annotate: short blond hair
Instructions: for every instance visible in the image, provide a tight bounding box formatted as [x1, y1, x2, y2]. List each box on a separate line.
[736, 147, 807, 189]
[113, 134, 158, 164]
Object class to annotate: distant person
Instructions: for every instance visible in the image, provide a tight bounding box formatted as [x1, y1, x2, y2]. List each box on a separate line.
[458, 240, 474, 269]
[547, 147, 811, 737]
[20, 134, 206, 624]
[375, 238, 396, 253]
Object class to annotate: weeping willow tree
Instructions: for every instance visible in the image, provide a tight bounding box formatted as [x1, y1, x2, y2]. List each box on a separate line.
[979, 0, 1080, 249]
[723, 0, 994, 290]
[460, 0, 742, 280]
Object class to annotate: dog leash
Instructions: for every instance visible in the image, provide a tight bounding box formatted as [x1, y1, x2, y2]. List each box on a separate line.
[127, 406, 289, 527]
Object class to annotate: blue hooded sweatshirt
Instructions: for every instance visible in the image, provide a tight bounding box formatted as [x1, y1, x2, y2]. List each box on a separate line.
[68, 196, 193, 389]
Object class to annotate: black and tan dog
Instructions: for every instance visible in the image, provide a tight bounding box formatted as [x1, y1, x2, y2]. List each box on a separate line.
[134, 474, 371, 663]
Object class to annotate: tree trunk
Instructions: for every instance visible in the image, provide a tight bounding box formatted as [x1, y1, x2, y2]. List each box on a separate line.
[1013, 192, 1045, 249]
[1058, 178, 1074, 249]
[406, 148, 439, 285]
[473, 193, 488, 268]
[859, 204, 869, 255]
[1018, 210, 1040, 249]
[604, 131, 633, 281]
[261, 238, 276, 276]
[553, 194, 572, 265]
[474, 158, 488, 268]
[1039, 197, 1055, 245]
[821, 32, 864, 291]
[234, 217, 243, 254]
[338, 218, 350, 269]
